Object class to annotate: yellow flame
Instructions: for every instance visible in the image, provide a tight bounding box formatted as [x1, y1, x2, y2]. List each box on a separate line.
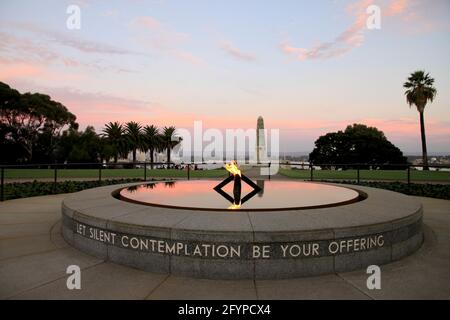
[225, 160, 241, 176]
[228, 202, 241, 210]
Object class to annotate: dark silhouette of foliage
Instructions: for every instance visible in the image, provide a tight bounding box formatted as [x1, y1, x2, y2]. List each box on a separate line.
[309, 124, 408, 169]
[403, 70, 437, 170]
[0, 82, 77, 163]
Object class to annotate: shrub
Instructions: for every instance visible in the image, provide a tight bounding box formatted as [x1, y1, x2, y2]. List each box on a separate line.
[2, 178, 147, 200]
[321, 180, 450, 200]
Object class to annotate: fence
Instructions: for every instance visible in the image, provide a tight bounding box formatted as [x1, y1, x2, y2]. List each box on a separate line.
[288, 162, 450, 184]
[1, 161, 449, 201]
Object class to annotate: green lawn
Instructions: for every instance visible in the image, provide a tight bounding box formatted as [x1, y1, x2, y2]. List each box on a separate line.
[3, 167, 449, 182]
[3, 168, 228, 180]
[279, 168, 450, 182]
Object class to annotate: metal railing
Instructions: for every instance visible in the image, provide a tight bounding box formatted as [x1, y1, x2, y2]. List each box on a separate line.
[0, 161, 224, 201]
[298, 162, 450, 184]
[1, 161, 449, 201]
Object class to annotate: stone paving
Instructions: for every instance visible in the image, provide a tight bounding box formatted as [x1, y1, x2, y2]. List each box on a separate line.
[0, 193, 449, 299]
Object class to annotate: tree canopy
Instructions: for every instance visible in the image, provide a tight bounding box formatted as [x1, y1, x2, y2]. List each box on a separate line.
[403, 70, 437, 170]
[0, 82, 77, 162]
[309, 124, 408, 168]
[404, 71, 436, 113]
[0, 82, 183, 165]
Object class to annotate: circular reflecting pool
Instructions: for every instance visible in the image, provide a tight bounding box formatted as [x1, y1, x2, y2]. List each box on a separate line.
[118, 180, 363, 211]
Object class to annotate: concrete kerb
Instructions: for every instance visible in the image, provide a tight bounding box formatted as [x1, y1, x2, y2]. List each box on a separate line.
[61, 181, 423, 279]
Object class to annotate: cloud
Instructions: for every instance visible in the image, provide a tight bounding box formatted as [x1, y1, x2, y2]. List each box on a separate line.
[22, 85, 160, 128]
[272, 117, 450, 141]
[280, 0, 447, 61]
[46, 86, 152, 111]
[386, 0, 409, 16]
[175, 51, 204, 65]
[101, 10, 119, 18]
[220, 41, 256, 62]
[0, 61, 44, 79]
[272, 117, 450, 154]
[0, 31, 60, 63]
[10, 22, 140, 56]
[62, 58, 80, 67]
[132, 16, 161, 30]
[0, 60, 85, 83]
[6, 80, 447, 152]
[0, 30, 137, 75]
[385, 0, 450, 33]
[0, 31, 71, 77]
[281, 0, 373, 61]
[131, 16, 189, 50]
[131, 16, 203, 65]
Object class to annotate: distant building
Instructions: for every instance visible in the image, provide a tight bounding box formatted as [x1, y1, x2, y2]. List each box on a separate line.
[126, 151, 146, 162]
[256, 116, 266, 163]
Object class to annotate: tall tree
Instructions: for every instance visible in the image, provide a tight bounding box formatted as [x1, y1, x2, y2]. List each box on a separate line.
[143, 125, 161, 169]
[56, 126, 102, 163]
[0, 82, 77, 163]
[403, 71, 437, 170]
[102, 122, 127, 163]
[98, 136, 115, 163]
[124, 121, 144, 165]
[161, 126, 181, 169]
[309, 124, 407, 169]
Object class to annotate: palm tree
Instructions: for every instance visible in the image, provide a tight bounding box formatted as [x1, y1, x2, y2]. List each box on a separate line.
[403, 71, 437, 170]
[102, 122, 127, 163]
[124, 121, 144, 165]
[161, 126, 181, 169]
[143, 125, 161, 169]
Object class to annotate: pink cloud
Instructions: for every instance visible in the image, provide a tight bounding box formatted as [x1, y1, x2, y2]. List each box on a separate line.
[129, 115, 450, 154]
[101, 10, 119, 18]
[72, 110, 449, 145]
[0, 30, 137, 75]
[13, 85, 159, 128]
[131, 16, 203, 66]
[63, 58, 80, 67]
[10, 22, 140, 56]
[0, 60, 85, 83]
[131, 16, 189, 50]
[132, 16, 162, 30]
[0, 31, 59, 63]
[269, 117, 450, 142]
[386, 0, 409, 16]
[0, 62, 44, 79]
[220, 41, 256, 62]
[280, 0, 446, 61]
[271, 117, 450, 153]
[175, 51, 204, 65]
[5, 82, 446, 152]
[281, 0, 372, 61]
[385, 0, 450, 33]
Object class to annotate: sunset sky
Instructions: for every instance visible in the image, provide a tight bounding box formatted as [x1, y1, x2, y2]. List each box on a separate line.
[1, 0, 449, 154]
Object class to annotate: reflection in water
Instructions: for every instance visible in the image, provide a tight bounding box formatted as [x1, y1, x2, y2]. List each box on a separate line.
[119, 180, 360, 210]
[257, 180, 265, 197]
[129, 183, 158, 192]
[213, 174, 262, 209]
[128, 182, 175, 193]
[165, 181, 176, 188]
[127, 185, 138, 193]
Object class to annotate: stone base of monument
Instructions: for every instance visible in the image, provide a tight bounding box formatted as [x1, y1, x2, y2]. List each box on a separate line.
[61, 181, 423, 279]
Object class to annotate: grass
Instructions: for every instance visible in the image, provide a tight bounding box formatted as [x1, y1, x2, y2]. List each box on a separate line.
[3, 168, 228, 180]
[3, 167, 449, 182]
[279, 168, 450, 182]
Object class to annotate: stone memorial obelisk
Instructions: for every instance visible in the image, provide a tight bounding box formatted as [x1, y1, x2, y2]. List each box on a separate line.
[256, 116, 266, 163]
